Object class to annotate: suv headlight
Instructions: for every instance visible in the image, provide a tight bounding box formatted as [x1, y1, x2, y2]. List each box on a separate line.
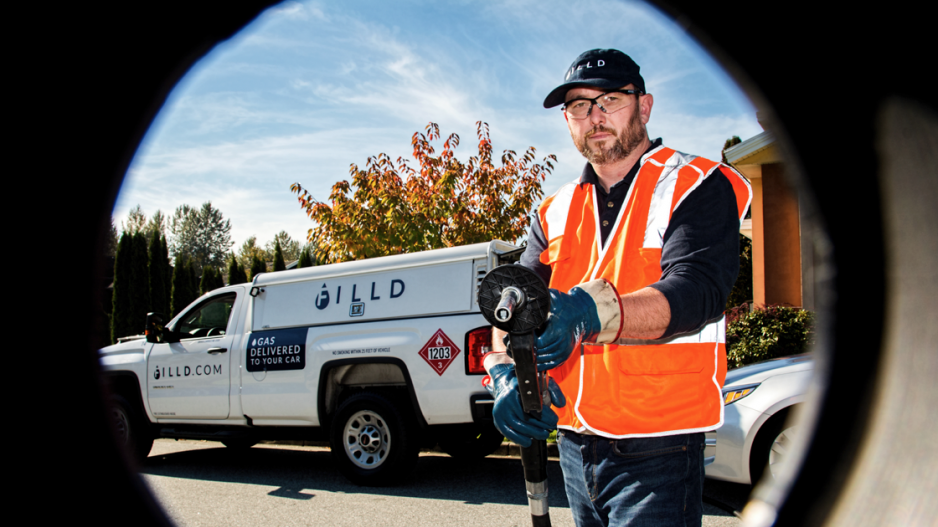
[722, 383, 760, 405]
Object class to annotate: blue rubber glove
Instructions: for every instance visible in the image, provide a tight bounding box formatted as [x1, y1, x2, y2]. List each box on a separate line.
[485, 363, 566, 447]
[535, 287, 603, 371]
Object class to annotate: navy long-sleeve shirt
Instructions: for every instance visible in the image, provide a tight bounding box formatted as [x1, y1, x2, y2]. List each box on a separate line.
[519, 139, 741, 338]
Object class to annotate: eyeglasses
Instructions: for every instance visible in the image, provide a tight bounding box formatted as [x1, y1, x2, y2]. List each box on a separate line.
[562, 90, 641, 120]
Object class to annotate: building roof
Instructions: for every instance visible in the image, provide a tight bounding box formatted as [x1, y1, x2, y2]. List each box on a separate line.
[724, 130, 781, 165]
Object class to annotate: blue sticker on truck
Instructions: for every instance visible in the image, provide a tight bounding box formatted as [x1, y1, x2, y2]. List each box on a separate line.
[246, 327, 307, 372]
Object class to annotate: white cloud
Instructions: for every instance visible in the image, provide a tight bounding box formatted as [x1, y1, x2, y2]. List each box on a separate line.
[116, 0, 762, 251]
[270, 1, 308, 20]
[264, 0, 328, 22]
[117, 125, 429, 248]
[647, 111, 762, 161]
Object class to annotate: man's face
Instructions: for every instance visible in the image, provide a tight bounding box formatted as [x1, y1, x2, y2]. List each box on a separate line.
[564, 85, 652, 166]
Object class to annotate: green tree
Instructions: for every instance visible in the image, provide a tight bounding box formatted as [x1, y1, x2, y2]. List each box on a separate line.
[291, 121, 555, 263]
[106, 220, 119, 258]
[110, 231, 151, 341]
[161, 236, 172, 310]
[200, 266, 213, 295]
[237, 235, 268, 271]
[200, 266, 225, 295]
[297, 246, 313, 268]
[149, 231, 169, 316]
[722, 135, 742, 164]
[121, 205, 148, 236]
[301, 241, 324, 266]
[145, 210, 168, 244]
[129, 232, 151, 335]
[187, 260, 199, 300]
[214, 268, 225, 290]
[169, 202, 234, 272]
[265, 231, 301, 263]
[170, 255, 185, 317]
[100, 220, 119, 345]
[111, 233, 133, 343]
[272, 240, 286, 271]
[171, 256, 198, 317]
[249, 254, 267, 281]
[227, 253, 248, 285]
[726, 234, 754, 309]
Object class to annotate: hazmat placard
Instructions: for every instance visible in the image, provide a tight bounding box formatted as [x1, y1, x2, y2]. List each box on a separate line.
[418, 329, 461, 376]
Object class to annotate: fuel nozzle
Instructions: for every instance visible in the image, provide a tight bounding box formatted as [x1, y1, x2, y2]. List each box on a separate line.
[494, 286, 525, 323]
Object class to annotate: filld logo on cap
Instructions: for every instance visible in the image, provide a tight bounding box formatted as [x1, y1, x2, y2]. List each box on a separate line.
[565, 59, 607, 80]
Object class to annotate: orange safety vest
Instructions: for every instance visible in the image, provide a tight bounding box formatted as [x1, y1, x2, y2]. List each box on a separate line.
[538, 145, 752, 438]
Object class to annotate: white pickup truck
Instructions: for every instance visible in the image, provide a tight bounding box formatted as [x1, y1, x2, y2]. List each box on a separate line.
[99, 240, 522, 485]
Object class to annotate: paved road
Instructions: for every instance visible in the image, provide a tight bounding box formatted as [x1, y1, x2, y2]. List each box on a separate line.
[139, 439, 749, 527]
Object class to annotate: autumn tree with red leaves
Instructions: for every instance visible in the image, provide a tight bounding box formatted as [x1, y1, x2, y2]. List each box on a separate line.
[291, 122, 556, 263]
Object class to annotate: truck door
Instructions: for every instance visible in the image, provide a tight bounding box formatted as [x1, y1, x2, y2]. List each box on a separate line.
[147, 292, 241, 419]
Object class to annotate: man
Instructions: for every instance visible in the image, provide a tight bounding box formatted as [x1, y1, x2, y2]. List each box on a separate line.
[484, 49, 752, 526]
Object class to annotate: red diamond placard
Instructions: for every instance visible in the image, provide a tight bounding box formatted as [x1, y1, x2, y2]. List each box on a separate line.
[418, 329, 461, 376]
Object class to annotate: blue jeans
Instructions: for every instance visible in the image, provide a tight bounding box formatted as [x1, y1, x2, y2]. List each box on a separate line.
[557, 430, 705, 527]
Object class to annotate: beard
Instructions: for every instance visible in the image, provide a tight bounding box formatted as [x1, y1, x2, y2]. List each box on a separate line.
[575, 108, 647, 165]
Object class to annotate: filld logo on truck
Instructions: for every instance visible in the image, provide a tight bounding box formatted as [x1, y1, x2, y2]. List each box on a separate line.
[153, 364, 222, 379]
[314, 279, 406, 310]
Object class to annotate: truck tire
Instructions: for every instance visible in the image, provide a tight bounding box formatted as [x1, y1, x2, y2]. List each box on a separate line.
[110, 395, 153, 463]
[330, 391, 418, 486]
[438, 423, 505, 460]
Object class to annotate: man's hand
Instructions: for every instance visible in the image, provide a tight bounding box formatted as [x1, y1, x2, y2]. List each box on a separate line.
[535, 280, 624, 371]
[486, 363, 565, 447]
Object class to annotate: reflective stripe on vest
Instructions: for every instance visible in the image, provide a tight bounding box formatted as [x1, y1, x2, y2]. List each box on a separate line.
[537, 146, 751, 438]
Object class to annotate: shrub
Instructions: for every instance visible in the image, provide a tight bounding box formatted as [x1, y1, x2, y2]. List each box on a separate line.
[725, 304, 815, 369]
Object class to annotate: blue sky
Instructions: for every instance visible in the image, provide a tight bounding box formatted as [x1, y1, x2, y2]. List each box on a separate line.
[115, 0, 762, 251]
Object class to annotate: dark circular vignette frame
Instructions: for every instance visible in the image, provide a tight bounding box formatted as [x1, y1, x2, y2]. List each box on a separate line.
[53, 1, 935, 525]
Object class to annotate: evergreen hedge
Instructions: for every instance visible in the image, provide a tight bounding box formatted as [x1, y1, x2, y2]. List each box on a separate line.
[161, 236, 172, 305]
[725, 304, 815, 369]
[171, 256, 198, 316]
[273, 240, 286, 272]
[227, 253, 247, 285]
[199, 266, 225, 294]
[297, 247, 312, 268]
[149, 233, 169, 316]
[200, 266, 214, 295]
[250, 255, 267, 281]
[111, 233, 133, 343]
[130, 232, 151, 334]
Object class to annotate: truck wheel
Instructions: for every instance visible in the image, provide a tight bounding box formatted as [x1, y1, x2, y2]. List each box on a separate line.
[110, 395, 153, 463]
[438, 423, 505, 460]
[330, 392, 418, 486]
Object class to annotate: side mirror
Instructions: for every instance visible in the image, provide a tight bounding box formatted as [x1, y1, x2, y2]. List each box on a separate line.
[145, 312, 175, 343]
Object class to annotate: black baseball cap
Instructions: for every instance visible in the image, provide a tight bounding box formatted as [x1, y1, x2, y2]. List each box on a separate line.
[543, 49, 646, 109]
